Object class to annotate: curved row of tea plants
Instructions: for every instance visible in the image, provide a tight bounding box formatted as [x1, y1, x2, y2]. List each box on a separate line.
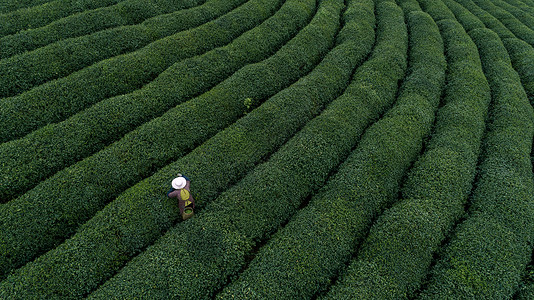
[437, 1, 534, 297]
[517, 265, 534, 299]
[218, 5, 446, 300]
[0, 0, 202, 48]
[0, 0, 53, 14]
[327, 14, 491, 299]
[471, 0, 534, 45]
[0, 0, 288, 202]
[502, 0, 534, 16]
[438, 0, 534, 104]
[86, 0, 407, 298]
[0, 1, 372, 296]
[453, 0, 534, 103]
[0, 0, 260, 100]
[441, 0, 485, 30]
[0, 0, 328, 281]
[492, 0, 534, 29]
[453, 0, 515, 37]
[444, 0, 534, 111]
[503, 37, 534, 104]
[0, 0, 128, 37]
[419, 27, 534, 300]
[0, 0, 244, 97]
[314, 9, 443, 300]
[416, 0, 455, 20]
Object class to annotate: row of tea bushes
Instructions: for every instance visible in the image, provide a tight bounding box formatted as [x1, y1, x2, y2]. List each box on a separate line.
[318, 8, 445, 299]
[324, 13, 490, 298]
[0, 0, 201, 41]
[1, 0, 53, 14]
[87, 0, 407, 298]
[419, 27, 534, 300]
[0, 0, 287, 202]
[0, 1, 373, 296]
[0, 0, 324, 281]
[0, 0, 127, 35]
[0, 2, 349, 297]
[218, 5, 446, 300]
[0, 0, 243, 96]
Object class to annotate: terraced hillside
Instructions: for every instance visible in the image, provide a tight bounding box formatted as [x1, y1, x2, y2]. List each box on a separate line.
[1, 0, 534, 298]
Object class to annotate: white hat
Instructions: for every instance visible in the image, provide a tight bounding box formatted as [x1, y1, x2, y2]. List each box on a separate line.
[172, 177, 187, 189]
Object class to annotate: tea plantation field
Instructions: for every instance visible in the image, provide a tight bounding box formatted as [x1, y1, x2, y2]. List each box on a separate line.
[1, 0, 534, 298]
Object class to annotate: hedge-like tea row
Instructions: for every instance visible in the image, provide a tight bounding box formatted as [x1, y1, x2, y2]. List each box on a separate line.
[86, 1, 407, 298]
[0, 0, 278, 141]
[502, 0, 534, 17]
[315, 10, 444, 300]
[217, 7, 445, 300]
[442, 0, 485, 31]
[471, 0, 534, 45]
[514, 0, 534, 6]
[0, 0, 202, 47]
[461, 0, 534, 104]
[453, 0, 515, 38]
[0, 0, 244, 99]
[326, 17, 491, 299]
[0, 0, 52, 14]
[0, 0, 244, 100]
[419, 28, 534, 300]
[0, 2, 371, 296]
[415, 0, 455, 21]
[0, 0, 286, 202]
[492, 0, 534, 29]
[502, 38, 534, 109]
[0, 0, 127, 37]
[0, 0, 326, 281]
[517, 265, 534, 299]
[0, 0, 236, 61]
[396, 0, 421, 13]
[446, 0, 534, 104]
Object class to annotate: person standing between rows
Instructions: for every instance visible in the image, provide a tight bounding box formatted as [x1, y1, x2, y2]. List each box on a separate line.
[167, 174, 195, 220]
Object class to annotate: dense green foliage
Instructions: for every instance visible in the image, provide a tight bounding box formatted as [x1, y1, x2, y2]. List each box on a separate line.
[419, 27, 534, 300]
[442, 0, 484, 31]
[328, 15, 491, 298]
[2, 0, 534, 297]
[502, 0, 534, 17]
[472, 0, 534, 45]
[0, 0, 375, 295]
[450, 0, 534, 106]
[492, 0, 534, 29]
[447, 0, 534, 112]
[320, 8, 446, 300]
[0, 0, 201, 43]
[0, 0, 269, 102]
[454, 0, 515, 38]
[416, 0, 455, 20]
[217, 4, 445, 300]
[0, 0, 329, 282]
[0, 0, 243, 98]
[0, 0, 126, 35]
[503, 37, 534, 105]
[0, 0, 288, 203]
[0, 0, 52, 14]
[517, 265, 534, 299]
[87, 0, 406, 298]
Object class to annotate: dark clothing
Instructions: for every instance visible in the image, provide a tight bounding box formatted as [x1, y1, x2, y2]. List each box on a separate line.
[167, 178, 194, 215]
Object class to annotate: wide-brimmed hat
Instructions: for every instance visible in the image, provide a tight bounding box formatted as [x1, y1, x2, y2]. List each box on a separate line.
[172, 177, 187, 189]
